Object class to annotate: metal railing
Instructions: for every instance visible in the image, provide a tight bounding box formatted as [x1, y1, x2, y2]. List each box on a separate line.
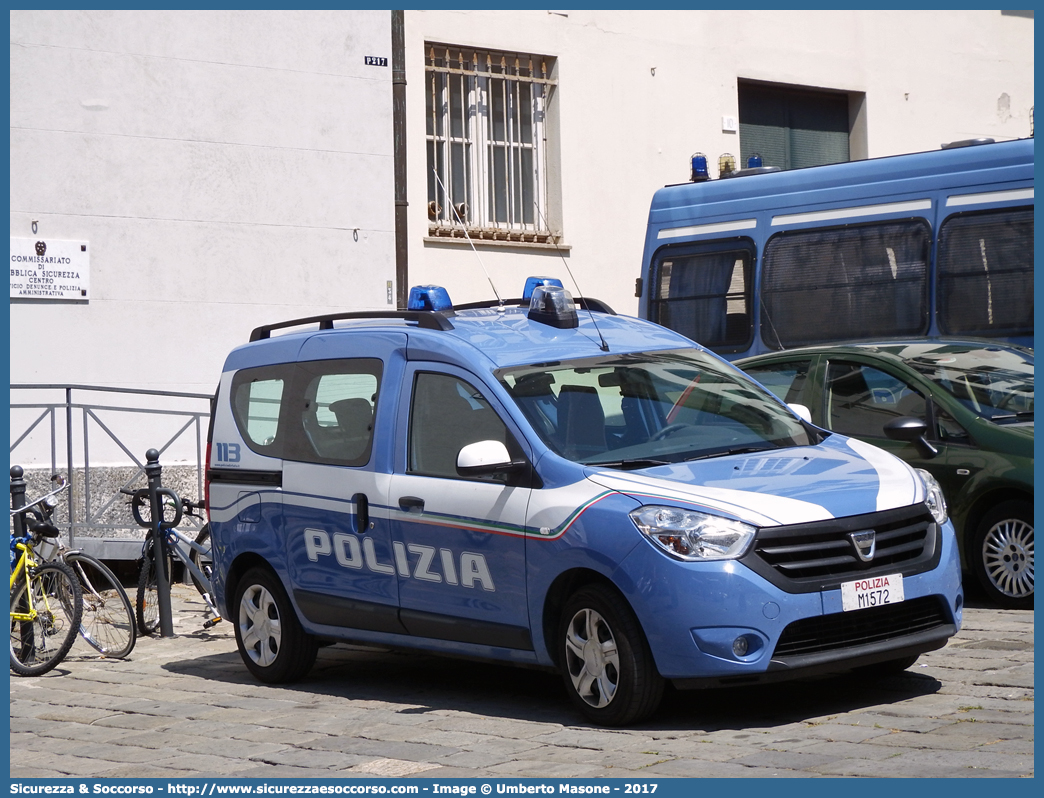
[10, 384, 212, 558]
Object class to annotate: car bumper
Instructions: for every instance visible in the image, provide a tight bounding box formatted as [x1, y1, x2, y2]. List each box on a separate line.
[617, 519, 964, 682]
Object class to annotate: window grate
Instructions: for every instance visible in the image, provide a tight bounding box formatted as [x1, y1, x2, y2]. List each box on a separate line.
[426, 44, 558, 243]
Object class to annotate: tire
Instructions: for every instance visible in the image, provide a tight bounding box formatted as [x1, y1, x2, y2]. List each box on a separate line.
[188, 524, 212, 598]
[971, 500, 1033, 610]
[558, 584, 664, 726]
[233, 567, 317, 684]
[135, 540, 173, 636]
[10, 561, 83, 677]
[66, 552, 136, 659]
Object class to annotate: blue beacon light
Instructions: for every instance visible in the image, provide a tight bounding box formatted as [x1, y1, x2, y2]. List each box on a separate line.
[407, 285, 454, 312]
[522, 276, 564, 301]
[690, 153, 710, 182]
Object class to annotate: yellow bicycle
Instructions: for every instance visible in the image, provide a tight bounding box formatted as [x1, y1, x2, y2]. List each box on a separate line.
[10, 469, 82, 677]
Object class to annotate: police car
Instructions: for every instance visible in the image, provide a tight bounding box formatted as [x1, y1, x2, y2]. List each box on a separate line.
[205, 278, 963, 726]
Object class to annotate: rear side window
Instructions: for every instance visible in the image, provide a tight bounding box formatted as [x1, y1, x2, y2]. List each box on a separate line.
[284, 359, 383, 467]
[649, 240, 754, 353]
[230, 364, 293, 457]
[936, 207, 1033, 337]
[760, 220, 930, 348]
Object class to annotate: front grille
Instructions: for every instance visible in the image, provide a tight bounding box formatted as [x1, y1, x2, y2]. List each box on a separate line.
[740, 504, 939, 593]
[773, 596, 950, 658]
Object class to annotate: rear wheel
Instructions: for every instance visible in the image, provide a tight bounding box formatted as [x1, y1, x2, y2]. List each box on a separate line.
[559, 584, 663, 726]
[10, 562, 83, 676]
[67, 552, 136, 659]
[233, 567, 317, 683]
[971, 500, 1033, 609]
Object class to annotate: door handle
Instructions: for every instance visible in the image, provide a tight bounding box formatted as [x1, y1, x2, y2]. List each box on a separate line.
[398, 496, 425, 513]
[352, 493, 370, 532]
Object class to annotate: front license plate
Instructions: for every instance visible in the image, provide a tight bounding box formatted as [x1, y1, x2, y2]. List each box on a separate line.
[841, 573, 905, 612]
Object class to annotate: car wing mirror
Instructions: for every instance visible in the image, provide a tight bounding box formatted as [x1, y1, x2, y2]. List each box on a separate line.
[456, 440, 525, 476]
[883, 416, 939, 459]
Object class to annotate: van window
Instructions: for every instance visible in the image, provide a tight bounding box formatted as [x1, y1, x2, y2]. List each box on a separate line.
[230, 364, 293, 456]
[409, 372, 513, 480]
[649, 240, 754, 352]
[285, 359, 382, 466]
[936, 207, 1033, 337]
[760, 220, 930, 348]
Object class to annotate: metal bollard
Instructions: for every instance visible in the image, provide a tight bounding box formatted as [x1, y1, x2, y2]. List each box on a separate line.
[145, 449, 175, 637]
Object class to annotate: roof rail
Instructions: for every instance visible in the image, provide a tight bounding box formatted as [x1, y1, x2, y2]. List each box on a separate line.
[249, 310, 455, 342]
[454, 296, 617, 315]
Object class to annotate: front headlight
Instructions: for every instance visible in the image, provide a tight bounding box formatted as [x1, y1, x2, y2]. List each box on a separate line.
[916, 468, 948, 525]
[630, 506, 756, 561]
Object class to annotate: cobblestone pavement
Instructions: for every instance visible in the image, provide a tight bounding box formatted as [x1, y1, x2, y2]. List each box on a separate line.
[10, 584, 1033, 779]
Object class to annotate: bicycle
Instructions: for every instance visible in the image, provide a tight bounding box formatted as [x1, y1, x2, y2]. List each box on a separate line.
[10, 470, 83, 676]
[17, 474, 136, 659]
[122, 487, 220, 635]
[45, 541, 136, 660]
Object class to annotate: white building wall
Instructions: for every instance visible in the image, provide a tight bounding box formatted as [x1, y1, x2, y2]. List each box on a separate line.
[404, 9, 1033, 315]
[10, 10, 396, 398]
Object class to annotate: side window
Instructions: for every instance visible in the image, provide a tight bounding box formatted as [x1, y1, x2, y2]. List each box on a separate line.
[649, 239, 754, 354]
[826, 361, 925, 438]
[284, 358, 382, 466]
[934, 404, 970, 444]
[230, 364, 293, 456]
[409, 373, 514, 480]
[742, 360, 812, 404]
[936, 207, 1033, 337]
[760, 220, 930, 348]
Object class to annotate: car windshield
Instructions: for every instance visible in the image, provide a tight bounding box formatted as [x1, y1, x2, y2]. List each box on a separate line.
[899, 343, 1034, 424]
[498, 348, 817, 468]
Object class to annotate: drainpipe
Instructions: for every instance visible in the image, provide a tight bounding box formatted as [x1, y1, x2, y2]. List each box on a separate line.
[392, 10, 408, 309]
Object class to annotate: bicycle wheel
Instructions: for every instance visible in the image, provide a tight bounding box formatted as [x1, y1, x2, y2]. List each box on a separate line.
[188, 524, 212, 597]
[10, 561, 83, 677]
[66, 552, 136, 659]
[135, 540, 173, 636]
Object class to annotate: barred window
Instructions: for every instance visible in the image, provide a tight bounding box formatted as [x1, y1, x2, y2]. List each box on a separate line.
[425, 44, 558, 243]
[936, 207, 1033, 337]
[760, 220, 930, 349]
[649, 239, 754, 354]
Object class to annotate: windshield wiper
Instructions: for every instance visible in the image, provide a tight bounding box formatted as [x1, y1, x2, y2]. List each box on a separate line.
[586, 457, 674, 471]
[684, 444, 779, 462]
[989, 411, 1034, 421]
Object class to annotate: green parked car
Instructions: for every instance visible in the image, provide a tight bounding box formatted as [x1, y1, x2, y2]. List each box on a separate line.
[738, 340, 1033, 609]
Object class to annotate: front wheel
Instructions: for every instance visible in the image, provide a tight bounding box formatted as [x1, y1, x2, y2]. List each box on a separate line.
[67, 552, 136, 659]
[233, 567, 317, 683]
[11, 561, 83, 676]
[558, 584, 663, 726]
[971, 500, 1033, 610]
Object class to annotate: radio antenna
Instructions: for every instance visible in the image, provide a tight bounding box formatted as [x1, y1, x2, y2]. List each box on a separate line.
[534, 204, 609, 352]
[432, 169, 502, 305]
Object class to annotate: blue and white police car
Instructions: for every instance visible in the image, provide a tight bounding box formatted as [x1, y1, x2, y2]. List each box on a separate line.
[205, 278, 963, 725]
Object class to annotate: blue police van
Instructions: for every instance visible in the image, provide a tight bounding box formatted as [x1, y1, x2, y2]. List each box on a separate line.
[206, 279, 963, 725]
[638, 137, 1034, 360]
